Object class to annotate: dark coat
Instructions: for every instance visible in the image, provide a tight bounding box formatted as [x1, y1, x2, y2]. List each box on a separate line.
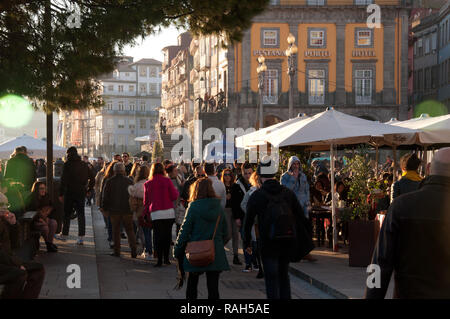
[230, 176, 251, 220]
[173, 198, 229, 273]
[101, 174, 134, 215]
[4, 153, 36, 191]
[391, 177, 421, 202]
[244, 179, 313, 260]
[180, 175, 197, 203]
[365, 175, 450, 299]
[59, 154, 95, 199]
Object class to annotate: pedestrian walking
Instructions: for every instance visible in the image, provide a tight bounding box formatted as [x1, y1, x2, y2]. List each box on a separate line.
[128, 165, 152, 260]
[166, 164, 185, 236]
[240, 171, 264, 279]
[204, 162, 226, 210]
[58, 147, 95, 245]
[365, 147, 450, 299]
[180, 164, 205, 206]
[244, 157, 314, 299]
[102, 162, 137, 258]
[390, 152, 422, 203]
[230, 162, 253, 267]
[281, 156, 316, 262]
[173, 178, 230, 300]
[143, 163, 179, 267]
[122, 152, 133, 176]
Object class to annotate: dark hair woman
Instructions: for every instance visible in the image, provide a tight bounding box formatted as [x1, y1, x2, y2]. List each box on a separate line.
[29, 181, 58, 252]
[174, 178, 229, 299]
[100, 160, 119, 246]
[143, 162, 179, 267]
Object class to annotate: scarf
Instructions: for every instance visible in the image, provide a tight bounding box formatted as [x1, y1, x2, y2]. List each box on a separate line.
[402, 170, 423, 182]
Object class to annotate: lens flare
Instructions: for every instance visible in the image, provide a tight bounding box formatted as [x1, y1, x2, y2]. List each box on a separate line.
[414, 100, 448, 118]
[0, 94, 34, 128]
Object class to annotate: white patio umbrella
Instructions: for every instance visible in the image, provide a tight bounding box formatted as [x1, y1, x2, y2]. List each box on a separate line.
[261, 107, 416, 252]
[235, 113, 309, 149]
[389, 113, 450, 145]
[0, 134, 66, 159]
[134, 135, 150, 142]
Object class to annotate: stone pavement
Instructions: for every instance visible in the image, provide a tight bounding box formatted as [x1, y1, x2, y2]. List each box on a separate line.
[35, 207, 100, 298]
[288, 246, 395, 299]
[36, 205, 333, 299]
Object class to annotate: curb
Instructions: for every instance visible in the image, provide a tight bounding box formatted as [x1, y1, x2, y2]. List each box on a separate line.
[288, 265, 349, 299]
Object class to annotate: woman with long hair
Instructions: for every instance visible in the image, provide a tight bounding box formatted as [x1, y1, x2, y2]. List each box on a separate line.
[143, 163, 179, 267]
[29, 181, 58, 252]
[128, 165, 152, 260]
[129, 162, 141, 180]
[174, 177, 229, 299]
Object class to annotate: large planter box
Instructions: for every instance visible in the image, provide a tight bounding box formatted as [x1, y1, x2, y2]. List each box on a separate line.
[348, 220, 380, 267]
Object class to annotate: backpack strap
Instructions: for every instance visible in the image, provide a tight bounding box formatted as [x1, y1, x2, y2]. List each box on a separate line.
[212, 214, 222, 240]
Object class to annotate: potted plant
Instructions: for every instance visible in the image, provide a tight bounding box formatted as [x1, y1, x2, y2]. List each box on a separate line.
[342, 151, 381, 267]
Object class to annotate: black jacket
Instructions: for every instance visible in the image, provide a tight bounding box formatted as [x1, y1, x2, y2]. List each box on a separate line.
[59, 154, 95, 199]
[4, 153, 36, 191]
[365, 175, 450, 299]
[101, 174, 134, 215]
[181, 175, 197, 203]
[390, 177, 421, 202]
[230, 176, 251, 220]
[244, 179, 313, 260]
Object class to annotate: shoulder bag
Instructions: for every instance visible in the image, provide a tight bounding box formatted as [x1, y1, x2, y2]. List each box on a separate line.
[185, 214, 221, 267]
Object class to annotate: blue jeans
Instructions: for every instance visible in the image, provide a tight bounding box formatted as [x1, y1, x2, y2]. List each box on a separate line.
[142, 227, 153, 254]
[261, 255, 291, 299]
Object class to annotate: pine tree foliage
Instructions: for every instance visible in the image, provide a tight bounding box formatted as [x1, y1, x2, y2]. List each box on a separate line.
[0, 0, 269, 112]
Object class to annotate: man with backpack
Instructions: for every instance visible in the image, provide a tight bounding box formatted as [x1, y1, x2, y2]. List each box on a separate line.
[244, 157, 314, 299]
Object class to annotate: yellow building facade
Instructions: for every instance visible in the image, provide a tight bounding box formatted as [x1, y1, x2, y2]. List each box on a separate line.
[226, 0, 410, 129]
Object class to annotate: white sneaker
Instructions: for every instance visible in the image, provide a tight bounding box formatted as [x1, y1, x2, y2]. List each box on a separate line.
[140, 252, 147, 259]
[77, 237, 84, 245]
[55, 234, 67, 241]
[145, 254, 153, 261]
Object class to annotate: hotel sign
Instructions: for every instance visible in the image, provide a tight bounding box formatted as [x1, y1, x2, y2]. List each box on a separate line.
[352, 50, 376, 57]
[304, 50, 330, 57]
[253, 49, 286, 57]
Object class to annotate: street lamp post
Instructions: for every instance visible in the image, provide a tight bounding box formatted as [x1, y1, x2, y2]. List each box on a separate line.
[286, 33, 298, 119]
[257, 55, 267, 129]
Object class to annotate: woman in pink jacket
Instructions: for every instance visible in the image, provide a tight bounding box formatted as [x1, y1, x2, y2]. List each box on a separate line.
[143, 162, 179, 267]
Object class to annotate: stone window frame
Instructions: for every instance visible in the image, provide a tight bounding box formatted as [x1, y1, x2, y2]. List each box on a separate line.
[355, 28, 374, 48]
[305, 62, 329, 106]
[261, 28, 280, 48]
[261, 58, 282, 105]
[118, 101, 124, 111]
[308, 27, 327, 49]
[352, 62, 376, 105]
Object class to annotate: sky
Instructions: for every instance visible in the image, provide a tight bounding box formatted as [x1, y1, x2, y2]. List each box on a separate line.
[123, 26, 186, 62]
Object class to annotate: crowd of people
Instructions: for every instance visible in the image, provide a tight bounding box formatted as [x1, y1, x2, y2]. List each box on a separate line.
[1, 143, 449, 299]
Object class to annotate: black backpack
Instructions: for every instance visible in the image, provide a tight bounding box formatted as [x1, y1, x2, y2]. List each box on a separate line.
[260, 188, 297, 242]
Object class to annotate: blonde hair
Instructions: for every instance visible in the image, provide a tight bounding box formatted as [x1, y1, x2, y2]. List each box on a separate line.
[188, 177, 218, 202]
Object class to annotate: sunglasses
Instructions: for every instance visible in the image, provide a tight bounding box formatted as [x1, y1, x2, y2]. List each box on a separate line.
[198, 174, 206, 177]
[223, 174, 232, 177]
